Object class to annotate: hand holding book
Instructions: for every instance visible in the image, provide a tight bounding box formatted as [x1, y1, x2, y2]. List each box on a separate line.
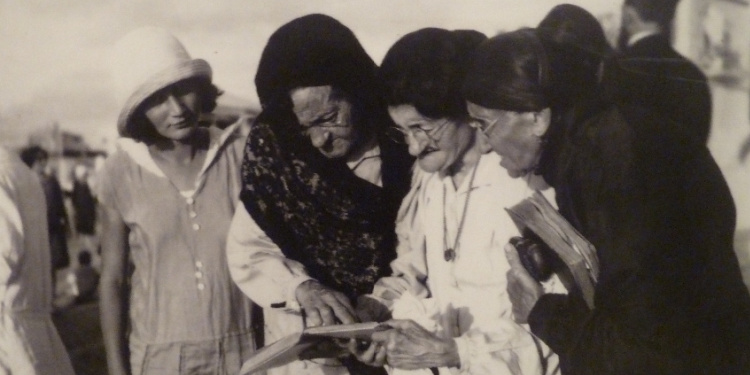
[505, 191, 599, 309]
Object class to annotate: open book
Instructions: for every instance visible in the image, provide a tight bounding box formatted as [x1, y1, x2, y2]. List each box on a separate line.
[239, 322, 389, 375]
[505, 191, 599, 309]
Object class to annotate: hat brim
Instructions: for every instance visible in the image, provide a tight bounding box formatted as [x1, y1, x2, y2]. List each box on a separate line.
[117, 59, 212, 136]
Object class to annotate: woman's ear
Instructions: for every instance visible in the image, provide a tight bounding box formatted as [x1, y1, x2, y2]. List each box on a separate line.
[477, 130, 493, 154]
[532, 108, 551, 137]
[468, 120, 493, 154]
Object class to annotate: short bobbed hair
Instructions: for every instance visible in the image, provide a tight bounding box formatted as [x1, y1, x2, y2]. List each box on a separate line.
[379, 28, 486, 120]
[127, 77, 221, 143]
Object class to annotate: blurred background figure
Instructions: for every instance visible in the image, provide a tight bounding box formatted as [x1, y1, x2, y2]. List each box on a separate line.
[71, 164, 99, 260]
[66, 250, 100, 305]
[613, 0, 712, 144]
[19, 145, 70, 300]
[1, 146, 76, 375]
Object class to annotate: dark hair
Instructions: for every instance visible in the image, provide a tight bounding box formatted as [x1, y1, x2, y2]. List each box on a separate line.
[462, 28, 550, 112]
[78, 250, 92, 266]
[463, 28, 602, 112]
[379, 28, 487, 120]
[537, 4, 612, 59]
[254, 14, 382, 137]
[19, 145, 49, 167]
[126, 77, 221, 143]
[624, 0, 679, 27]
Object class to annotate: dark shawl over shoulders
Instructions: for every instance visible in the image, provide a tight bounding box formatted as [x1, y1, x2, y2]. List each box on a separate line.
[239, 115, 411, 301]
[531, 101, 750, 374]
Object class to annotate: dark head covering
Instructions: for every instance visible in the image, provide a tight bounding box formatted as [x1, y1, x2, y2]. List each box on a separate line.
[254, 14, 379, 127]
[462, 28, 550, 112]
[240, 14, 411, 312]
[463, 26, 605, 112]
[537, 4, 613, 59]
[379, 27, 487, 120]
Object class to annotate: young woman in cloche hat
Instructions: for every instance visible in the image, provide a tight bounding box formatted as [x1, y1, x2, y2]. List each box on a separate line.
[98, 27, 257, 375]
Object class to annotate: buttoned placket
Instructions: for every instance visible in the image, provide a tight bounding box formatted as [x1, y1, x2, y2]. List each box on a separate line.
[186, 195, 205, 291]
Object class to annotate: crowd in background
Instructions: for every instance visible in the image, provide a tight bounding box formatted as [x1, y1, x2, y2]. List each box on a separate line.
[3, 1, 750, 375]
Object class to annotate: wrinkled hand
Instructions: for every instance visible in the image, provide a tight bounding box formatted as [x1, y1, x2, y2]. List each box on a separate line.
[296, 280, 356, 327]
[352, 319, 459, 370]
[505, 243, 545, 323]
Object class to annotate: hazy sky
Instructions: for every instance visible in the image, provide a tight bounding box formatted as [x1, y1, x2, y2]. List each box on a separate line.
[0, 0, 618, 149]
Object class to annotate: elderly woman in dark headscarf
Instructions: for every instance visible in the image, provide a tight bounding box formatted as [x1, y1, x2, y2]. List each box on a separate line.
[462, 28, 750, 374]
[226, 14, 412, 375]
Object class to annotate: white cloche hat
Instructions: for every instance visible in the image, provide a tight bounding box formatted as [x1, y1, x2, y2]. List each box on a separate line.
[112, 26, 211, 136]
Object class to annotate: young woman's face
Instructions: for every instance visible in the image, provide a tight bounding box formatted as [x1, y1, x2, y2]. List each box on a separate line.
[142, 79, 202, 142]
[467, 102, 549, 179]
[290, 85, 359, 160]
[388, 104, 474, 175]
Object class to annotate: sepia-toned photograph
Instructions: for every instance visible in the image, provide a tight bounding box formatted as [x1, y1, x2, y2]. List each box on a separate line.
[2, 1, 750, 374]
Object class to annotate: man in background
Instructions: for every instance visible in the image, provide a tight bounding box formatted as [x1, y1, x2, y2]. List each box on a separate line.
[71, 164, 98, 258]
[613, 0, 712, 144]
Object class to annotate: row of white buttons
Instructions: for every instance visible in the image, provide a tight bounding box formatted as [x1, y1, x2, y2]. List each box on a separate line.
[188, 196, 203, 290]
[196, 261, 205, 290]
[187, 197, 200, 231]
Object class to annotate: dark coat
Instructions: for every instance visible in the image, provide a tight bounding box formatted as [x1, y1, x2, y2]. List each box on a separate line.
[41, 174, 69, 269]
[604, 34, 712, 144]
[72, 181, 97, 234]
[529, 101, 750, 374]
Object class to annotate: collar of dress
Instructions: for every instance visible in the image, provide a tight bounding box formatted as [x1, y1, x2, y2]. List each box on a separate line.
[115, 120, 241, 182]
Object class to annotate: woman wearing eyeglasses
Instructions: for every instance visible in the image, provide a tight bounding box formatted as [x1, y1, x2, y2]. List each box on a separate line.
[462, 28, 750, 374]
[350, 28, 558, 375]
[225, 14, 412, 375]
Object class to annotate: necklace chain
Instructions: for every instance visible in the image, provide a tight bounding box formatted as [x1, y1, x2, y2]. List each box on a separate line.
[350, 154, 380, 172]
[442, 164, 479, 262]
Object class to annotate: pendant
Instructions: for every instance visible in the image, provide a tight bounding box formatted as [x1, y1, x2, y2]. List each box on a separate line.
[444, 248, 456, 262]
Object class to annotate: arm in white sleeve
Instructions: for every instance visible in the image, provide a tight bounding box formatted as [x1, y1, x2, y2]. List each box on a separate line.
[368, 168, 430, 309]
[448, 219, 553, 375]
[451, 325, 548, 375]
[226, 204, 313, 310]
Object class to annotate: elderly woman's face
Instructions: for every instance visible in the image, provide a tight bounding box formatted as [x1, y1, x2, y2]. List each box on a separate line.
[388, 104, 474, 175]
[290, 85, 360, 160]
[467, 102, 549, 178]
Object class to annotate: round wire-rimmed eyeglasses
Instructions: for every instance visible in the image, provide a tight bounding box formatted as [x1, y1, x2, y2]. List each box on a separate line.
[385, 119, 452, 145]
[298, 109, 350, 137]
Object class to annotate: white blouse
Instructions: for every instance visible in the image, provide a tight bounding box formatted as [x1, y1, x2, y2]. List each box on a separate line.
[370, 152, 560, 375]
